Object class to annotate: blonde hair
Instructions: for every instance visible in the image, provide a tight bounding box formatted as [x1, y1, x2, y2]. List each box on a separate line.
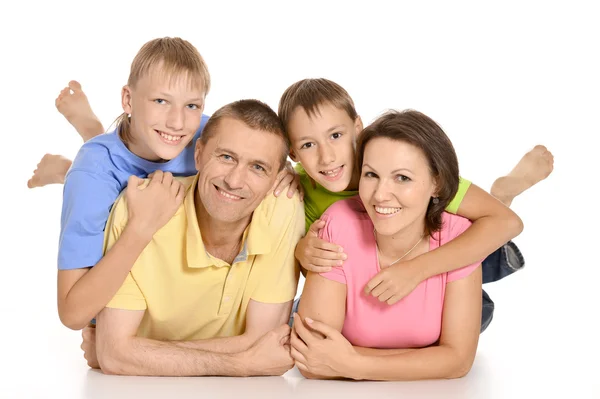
[278, 78, 358, 139]
[116, 37, 210, 145]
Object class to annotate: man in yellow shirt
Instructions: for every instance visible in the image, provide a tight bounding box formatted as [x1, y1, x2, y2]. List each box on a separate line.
[91, 100, 304, 377]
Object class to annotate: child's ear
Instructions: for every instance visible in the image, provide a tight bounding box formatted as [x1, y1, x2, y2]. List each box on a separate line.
[354, 115, 364, 136]
[289, 148, 298, 162]
[121, 85, 133, 115]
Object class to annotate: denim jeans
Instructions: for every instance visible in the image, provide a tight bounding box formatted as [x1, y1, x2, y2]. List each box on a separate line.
[289, 240, 525, 334]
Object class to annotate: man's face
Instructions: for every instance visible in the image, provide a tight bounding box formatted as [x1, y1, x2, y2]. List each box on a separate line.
[123, 66, 206, 161]
[195, 118, 286, 224]
[286, 103, 362, 192]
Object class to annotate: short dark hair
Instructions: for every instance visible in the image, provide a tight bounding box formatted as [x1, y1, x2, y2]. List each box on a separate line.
[356, 109, 460, 234]
[278, 78, 358, 138]
[201, 99, 289, 171]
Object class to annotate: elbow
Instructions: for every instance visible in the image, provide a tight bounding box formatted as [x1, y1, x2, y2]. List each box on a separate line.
[505, 211, 524, 239]
[446, 354, 476, 379]
[97, 346, 129, 376]
[58, 305, 91, 331]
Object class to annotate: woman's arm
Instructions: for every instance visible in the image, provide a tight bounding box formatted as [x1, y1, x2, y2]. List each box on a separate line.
[351, 266, 482, 381]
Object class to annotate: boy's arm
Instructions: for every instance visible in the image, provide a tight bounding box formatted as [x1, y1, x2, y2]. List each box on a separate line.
[411, 182, 523, 280]
[58, 172, 184, 330]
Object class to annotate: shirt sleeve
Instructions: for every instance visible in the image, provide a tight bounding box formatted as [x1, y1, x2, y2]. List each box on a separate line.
[445, 213, 483, 282]
[58, 169, 122, 270]
[317, 213, 347, 285]
[250, 195, 305, 303]
[102, 194, 147, 310]
[445, 177, 472, 214]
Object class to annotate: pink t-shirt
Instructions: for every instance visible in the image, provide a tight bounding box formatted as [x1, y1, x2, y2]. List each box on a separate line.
[319, 197, 481, 349]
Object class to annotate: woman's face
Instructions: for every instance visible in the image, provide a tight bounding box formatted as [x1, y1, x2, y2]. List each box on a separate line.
[359, 137, 437, 237]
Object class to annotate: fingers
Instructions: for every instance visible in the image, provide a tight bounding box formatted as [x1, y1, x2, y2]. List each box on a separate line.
[149, 170, 164, 185]
[290, 327, 308, 353]
[307, 219, 327, 236]
[303, 317, 336, 339]
[290, 346, 308, 364]
[274, 324, 292, 341]
[364, 273, 384, 295]
[292, 313, 315, 346]
[161, 171, 173, 187]
[174, 181, 186, 204]
[274, 173, 294, 197]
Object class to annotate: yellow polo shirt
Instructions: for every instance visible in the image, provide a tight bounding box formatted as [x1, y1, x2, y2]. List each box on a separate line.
[103, 175, 304, 341]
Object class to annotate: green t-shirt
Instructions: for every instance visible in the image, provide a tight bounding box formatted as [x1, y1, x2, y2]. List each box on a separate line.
[295, 164, 472, 232]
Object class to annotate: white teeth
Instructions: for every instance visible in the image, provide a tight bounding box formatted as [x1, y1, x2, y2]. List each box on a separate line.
[375, 206, 401, 215]
[159, 131, 182, 142]
[321, 166, 342, 176]
[218, 188, 242, 200]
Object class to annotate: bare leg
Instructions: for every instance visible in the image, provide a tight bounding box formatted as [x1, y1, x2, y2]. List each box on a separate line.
[490, 145, 554, 207]
[55, 80, 105, 142]
[27, 154, 73, 188]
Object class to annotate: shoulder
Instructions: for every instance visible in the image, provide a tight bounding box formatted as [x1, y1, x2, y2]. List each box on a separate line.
[70, 130, 123, 172]
[257, 190, 304, 230]
[322, 196, 367, 221]
[319, 196, 370, 242]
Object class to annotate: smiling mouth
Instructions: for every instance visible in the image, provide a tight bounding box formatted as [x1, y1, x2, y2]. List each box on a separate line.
[374, 206, 401, 215]
[215, 185, 244, 201]
[319, 165, 344, 179]
[156, 130, 184, 144]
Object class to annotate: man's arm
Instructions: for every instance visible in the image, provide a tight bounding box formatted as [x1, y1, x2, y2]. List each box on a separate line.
[95, 303, 293, 377]
[409, 183, 523, 281]
[174, 299, 293, 353]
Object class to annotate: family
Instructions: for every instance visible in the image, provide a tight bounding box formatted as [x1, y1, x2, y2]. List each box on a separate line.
[29, 37, 554, 380]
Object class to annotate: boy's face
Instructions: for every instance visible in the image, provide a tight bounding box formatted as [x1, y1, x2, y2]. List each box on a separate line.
[122, 66, 206, 161]
[287, 103, 363, 192]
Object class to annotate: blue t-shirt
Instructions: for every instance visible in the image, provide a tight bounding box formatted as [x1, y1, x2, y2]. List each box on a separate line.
[58, 114, 210, 270]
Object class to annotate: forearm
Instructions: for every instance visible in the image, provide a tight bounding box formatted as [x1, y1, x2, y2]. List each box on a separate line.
[415, 215, 523, 280]
[100, 336, 251, 377]
[174, 334, 254, 354]
[60, 226, 151, 329]
[347, 345, 470, 381]
[353, 346, 415, 357]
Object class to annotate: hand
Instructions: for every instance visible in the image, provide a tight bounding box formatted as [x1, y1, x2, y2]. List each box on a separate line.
[125, 171, 185, 239]
[273, 161, 304, 201]
[290, 313, 356, 378]
[364, 259, 424, 305]
[244, 324, 294, 376]
[81, 324, 100, 369]
[295, 219, 347, 273]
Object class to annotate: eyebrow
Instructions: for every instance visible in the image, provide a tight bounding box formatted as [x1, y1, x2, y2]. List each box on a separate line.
[215, 147, 273, 173]
[157, 92, 204, 103]
[363, 164, 414, 174]
[296, 125, 346, 142]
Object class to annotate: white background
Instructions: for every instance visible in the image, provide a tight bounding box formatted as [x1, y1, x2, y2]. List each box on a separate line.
[2, 1, 598, 398]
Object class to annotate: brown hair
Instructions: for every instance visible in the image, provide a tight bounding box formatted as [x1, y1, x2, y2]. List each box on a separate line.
[278, 78, 358, 137]
[115, 37, 210, 144]
[201, 99, 289, 171]
[356, 109, 460, 235]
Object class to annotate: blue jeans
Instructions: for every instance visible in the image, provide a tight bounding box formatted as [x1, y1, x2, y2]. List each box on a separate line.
[289, 241, 525, 333]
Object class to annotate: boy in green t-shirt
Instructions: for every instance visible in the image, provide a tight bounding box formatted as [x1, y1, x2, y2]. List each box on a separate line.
[278, 78, 553, 330]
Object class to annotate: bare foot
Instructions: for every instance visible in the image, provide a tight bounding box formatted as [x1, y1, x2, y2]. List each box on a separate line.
[55, 80, 105, 142]
[490, 145, 554, 207]
[27, 154, 72, 188]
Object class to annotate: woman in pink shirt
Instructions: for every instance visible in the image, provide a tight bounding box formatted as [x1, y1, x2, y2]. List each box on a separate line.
[291, 109, 486, 381]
